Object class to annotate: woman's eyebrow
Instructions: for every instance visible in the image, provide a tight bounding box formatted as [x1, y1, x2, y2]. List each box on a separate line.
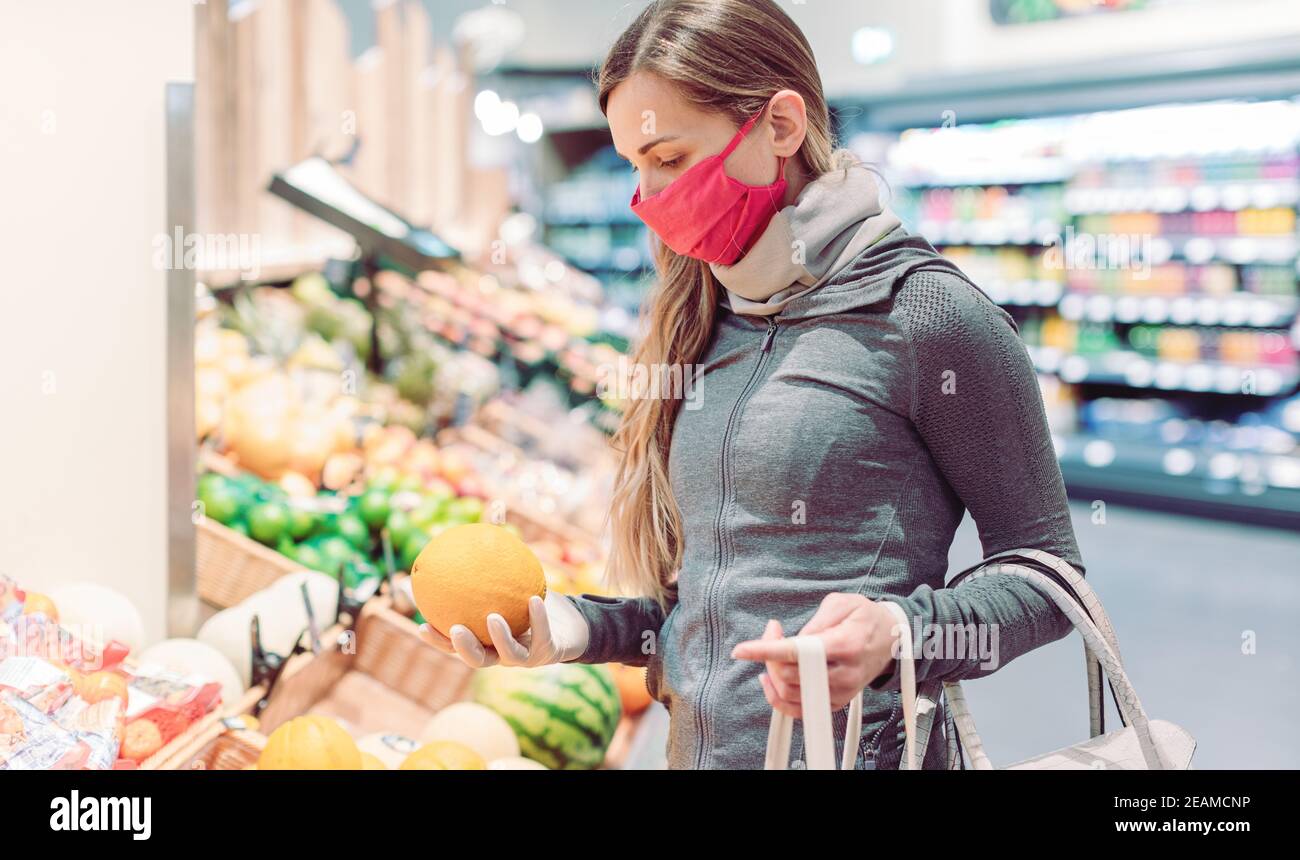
[637, 134, 681, 155]
[614, 134, 683, 161]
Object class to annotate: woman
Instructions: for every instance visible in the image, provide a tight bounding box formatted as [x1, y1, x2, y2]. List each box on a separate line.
[421, 0, 1084, 770]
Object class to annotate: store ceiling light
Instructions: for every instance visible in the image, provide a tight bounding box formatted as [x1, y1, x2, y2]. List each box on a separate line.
[475, 90, 501, 123]
[851, 27, 894, 66]
[517, 113, 544, 144]
[482, 100, 521, 137]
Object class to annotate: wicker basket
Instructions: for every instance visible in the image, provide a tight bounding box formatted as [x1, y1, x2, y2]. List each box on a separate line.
[156, 719, 267, 771]
[222, 596, 651, 769]
[196, 517, 301, 608]
[248, 597, 476, 740]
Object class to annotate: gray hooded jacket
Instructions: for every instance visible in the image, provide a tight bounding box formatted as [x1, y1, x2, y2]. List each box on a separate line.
[568, 171, 1083, 771]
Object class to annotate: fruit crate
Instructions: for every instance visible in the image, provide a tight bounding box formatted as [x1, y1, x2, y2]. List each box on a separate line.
[155, 719, 266, 771]
[235, 595, 648, 769]
[196, 516, 301, 609]
[246, 597, 476, 740]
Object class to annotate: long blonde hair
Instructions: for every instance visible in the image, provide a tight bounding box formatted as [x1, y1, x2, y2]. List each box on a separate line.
[599, 0, 838, 606]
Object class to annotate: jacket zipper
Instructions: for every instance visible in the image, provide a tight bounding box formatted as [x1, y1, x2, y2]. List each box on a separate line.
[694, 315, 779, 769]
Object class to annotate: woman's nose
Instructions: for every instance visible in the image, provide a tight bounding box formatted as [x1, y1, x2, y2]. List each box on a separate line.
[640, 173, 670, 199]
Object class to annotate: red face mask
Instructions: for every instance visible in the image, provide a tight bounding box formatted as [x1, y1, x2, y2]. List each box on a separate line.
[630, 108, 788, 266]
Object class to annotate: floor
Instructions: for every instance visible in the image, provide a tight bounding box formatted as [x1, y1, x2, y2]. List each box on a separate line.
[624, 501, 1300, 769]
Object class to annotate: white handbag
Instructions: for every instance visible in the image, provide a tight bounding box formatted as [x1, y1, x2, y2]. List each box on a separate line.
[765, 548, 1196, 771]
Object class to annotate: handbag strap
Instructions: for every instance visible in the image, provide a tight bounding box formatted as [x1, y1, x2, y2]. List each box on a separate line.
[899, 553, 1164, 774]
[879, 601, 920, 771]
[763, 635, 864, 770]
[945, 548, 1117, 739]
[922, 563, 1167, 769]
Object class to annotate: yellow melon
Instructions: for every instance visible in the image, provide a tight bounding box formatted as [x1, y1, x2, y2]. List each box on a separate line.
[419, 702, 519, 761]
[488, 756, 549, 770]
[257, 715, 361, 770]
[399, 741, 486, 771]
[409, 523, 546, 646]
[360, 753, 387, 770]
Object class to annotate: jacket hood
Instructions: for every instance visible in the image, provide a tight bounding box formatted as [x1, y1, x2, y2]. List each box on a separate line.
[711, 159, 983, 321]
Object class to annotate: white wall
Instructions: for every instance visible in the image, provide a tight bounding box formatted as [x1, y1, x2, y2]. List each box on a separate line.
[0, 1, 195, 645]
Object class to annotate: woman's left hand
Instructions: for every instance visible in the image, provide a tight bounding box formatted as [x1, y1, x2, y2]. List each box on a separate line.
[731, 593, 902, 718]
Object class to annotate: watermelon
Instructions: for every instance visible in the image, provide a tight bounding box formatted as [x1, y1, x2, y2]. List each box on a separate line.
[472, 664, 622, 770]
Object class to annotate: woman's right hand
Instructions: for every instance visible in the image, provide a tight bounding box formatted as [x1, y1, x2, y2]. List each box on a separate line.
[417, 591, 591, 669]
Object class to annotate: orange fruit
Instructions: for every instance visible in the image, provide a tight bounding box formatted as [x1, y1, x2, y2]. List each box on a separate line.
[611, 663, 653, 716]
[409, 523, 546, 646]
[79, 671, 129, 706]
[121, 720, 164, 762]
[21, 592, 58, 621]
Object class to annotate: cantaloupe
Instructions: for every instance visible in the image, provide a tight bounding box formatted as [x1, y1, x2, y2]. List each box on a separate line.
[419, 702, 519, 762]
[197, 606, 257, 687]
[399, 741, 485, 771]
[137, 639, 244, 707]
[258, 715, 361, 770]
[488, 756, 548, 770]
[268, 571, 340, 631]
[409, 523, 546, 646]
[357, 732, 419, 769]
[48, 583, 145, 654]
[197, 591, 304, 687]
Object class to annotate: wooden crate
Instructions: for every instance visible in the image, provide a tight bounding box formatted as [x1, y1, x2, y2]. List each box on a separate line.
[195, 517, 300, 609]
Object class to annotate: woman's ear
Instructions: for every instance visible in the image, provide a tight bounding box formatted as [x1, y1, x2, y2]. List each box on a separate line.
[767, 89, 808, 159]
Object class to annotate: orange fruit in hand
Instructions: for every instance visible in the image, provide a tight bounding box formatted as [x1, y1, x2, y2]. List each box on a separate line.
[410, 523, 546, 646]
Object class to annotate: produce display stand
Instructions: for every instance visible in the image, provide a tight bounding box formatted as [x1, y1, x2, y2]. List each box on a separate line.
[435, 423, 601, 547]
[138, 709, 254, 770]
[204, 594, 650, 769]
[245, 597, 474, 739]
[153, 719, 267, 771]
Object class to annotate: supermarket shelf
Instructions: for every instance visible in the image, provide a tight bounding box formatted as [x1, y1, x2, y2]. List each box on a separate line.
[1056, 433, 1300, 530]
[1057, 292, 1299, 328]
[1156, 235, 1299, 265]
[1030, 346, 1300, 396]
[980, 280, 1065, 307]
[1065, 182, 1300, 215]
[921, 220, 1060, 246]
[898, 170, 1072, 189]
